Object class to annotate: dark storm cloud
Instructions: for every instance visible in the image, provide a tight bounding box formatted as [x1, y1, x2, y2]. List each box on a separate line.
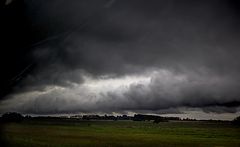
[2, 69, 240, 114]
[104, 70, 240, 113]
[1, 0, 240, 114]
[33, 0, 240, 75]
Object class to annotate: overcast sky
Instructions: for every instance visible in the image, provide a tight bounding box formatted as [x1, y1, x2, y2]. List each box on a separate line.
[1, 0, 240, 120]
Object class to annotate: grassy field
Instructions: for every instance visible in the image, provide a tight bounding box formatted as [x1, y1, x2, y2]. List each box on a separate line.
[1, 120, 240, 147]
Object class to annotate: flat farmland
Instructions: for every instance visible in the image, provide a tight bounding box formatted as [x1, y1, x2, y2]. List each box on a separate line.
[1, 120, 240, 147]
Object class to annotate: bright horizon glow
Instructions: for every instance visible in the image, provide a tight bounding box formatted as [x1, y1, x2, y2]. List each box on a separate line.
[82, 75, 151, 93]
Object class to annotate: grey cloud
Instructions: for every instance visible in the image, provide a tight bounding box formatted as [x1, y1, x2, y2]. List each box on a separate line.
[202, 106, 238, 114]
[3, 69, 240, 114]
[26, 0, 240, 77]
[100, 70, 240, 113]
[1, 0, 240, 115]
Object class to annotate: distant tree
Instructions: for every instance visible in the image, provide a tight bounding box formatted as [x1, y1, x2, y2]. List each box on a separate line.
[153, 119, 161, 123]
[1, 112, 23, 123]
[25, 115, 32, 119]
[232, 116, 240, 125]
[153, 118, 168, 123]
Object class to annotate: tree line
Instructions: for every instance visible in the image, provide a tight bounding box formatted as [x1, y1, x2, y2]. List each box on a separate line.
[0, 112, 240, 125]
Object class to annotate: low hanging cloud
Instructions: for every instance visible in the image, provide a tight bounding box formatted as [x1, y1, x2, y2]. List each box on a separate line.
[1, 0, 240, 115]
[1, 69, 240, 114]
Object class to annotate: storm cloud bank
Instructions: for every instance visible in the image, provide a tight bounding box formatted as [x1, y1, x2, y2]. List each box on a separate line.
[1, 69, 240, 114]
[1, 0, 240, 115]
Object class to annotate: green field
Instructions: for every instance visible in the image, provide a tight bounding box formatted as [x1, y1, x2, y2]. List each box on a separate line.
[1, 120, 240, 147]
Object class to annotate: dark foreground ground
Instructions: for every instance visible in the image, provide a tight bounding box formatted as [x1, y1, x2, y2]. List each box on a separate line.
[0, 119, 240, 147]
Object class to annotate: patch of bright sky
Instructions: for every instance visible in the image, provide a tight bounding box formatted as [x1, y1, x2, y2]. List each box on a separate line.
[161, 110, 240, 121]
[82, 74, 151, 93]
